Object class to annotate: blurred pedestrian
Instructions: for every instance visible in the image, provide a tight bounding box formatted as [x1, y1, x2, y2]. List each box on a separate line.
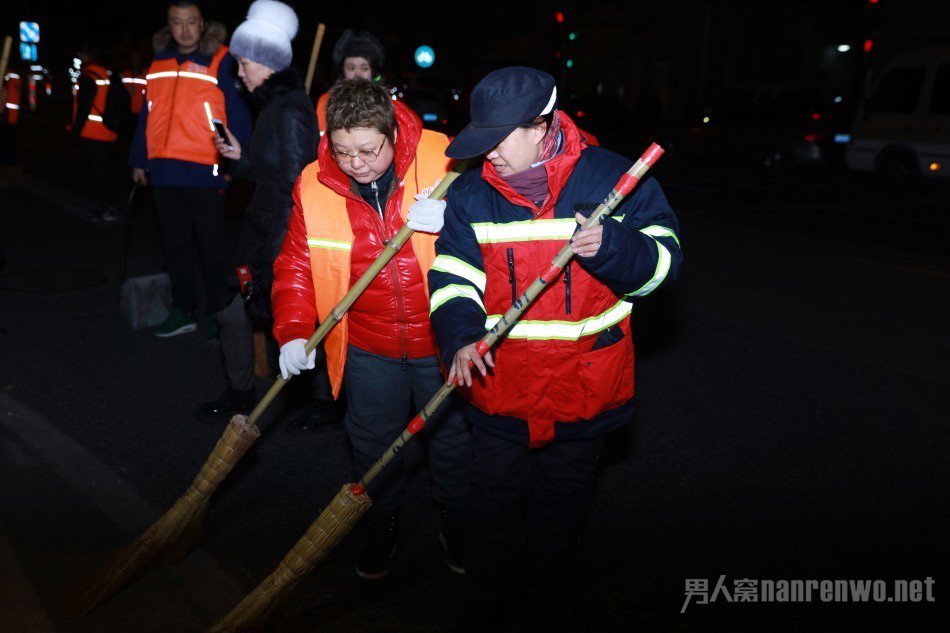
[0, 69, 21, 166]
[129, 0, 252, 338]
[314, 29, 385, 136]
[428, 66, 683, 631]
[271, 78, 470, 580]
[196, 0, 320, 423]
[69, 42, 124, 224]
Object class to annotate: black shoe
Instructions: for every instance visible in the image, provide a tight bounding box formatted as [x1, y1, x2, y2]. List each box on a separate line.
[438, 505, 466, 575]
[194, 388, 256, 423]
[285, 399, 342, 432]
[356, 513, 399, 580]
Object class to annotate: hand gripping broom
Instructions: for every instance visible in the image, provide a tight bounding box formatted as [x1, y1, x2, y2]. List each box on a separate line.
[66, 165, 466, 617]
[208, 143, 665, 632]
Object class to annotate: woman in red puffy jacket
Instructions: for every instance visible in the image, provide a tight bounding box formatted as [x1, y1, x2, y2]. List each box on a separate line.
[270, 79, 470, 580]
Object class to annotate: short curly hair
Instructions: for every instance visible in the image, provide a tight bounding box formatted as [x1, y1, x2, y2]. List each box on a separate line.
[326, 78, 396, 142]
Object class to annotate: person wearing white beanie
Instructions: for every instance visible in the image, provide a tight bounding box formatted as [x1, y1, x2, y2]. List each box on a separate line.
[229, 0, 298, 77]
[197, 1, 328, 426]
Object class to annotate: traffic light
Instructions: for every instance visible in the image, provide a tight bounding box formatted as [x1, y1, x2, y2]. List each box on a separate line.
[555, 11, 565, 23]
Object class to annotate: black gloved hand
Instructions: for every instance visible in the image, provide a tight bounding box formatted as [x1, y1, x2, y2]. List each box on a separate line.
[242, 279, 273, 322]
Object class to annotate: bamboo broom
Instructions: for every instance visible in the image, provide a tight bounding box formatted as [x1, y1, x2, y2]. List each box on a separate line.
[66, 164, 465, 617]
[209, 143, 665, 632]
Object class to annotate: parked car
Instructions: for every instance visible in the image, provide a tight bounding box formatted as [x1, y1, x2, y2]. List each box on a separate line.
[675, 83, 852, 171]
[845, 46, 950, 187]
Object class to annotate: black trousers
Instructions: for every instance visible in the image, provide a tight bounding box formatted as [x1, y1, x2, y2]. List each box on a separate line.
[152, 186, 232, 313]
[464, 422, 606, 625]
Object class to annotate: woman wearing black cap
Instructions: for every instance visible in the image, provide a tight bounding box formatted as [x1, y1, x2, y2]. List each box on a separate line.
[427, 66, 683, 630]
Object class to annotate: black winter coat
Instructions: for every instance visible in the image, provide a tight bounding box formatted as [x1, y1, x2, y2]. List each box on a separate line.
[231, 68, 317, 320]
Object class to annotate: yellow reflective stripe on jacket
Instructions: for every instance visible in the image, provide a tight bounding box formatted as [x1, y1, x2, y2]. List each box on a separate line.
[472, 218, 577, 243]
[430, 255, 486, 292]
[627, 240, 672, 298]
[430, 284, 486, 315]
[307, 237, 352, 251]
[640, 224, 680, 247]
[484, 299, 632, 341]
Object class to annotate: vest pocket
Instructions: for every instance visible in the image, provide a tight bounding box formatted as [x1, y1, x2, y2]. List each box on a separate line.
[578, 333, 634, 419]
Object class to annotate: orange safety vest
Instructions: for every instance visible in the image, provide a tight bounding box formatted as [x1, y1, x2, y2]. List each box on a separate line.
[3, 72, 21, 125]
[72, 64, 117, 142]
[315, 92, 328, 136]
[144, 46, 228, 165]
[121, 70, 147, 114]
[297, 130, 449, 397]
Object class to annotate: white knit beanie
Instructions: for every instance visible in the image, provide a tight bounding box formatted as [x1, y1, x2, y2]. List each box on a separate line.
[230, 0, 299, 71]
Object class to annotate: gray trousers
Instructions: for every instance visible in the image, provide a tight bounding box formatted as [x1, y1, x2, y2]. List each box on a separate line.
[217, 293, 332, 397]
[343, 345, 472, 517]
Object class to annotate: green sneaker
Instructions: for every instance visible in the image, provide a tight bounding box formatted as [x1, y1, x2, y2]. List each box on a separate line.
[206, 313, 221, 344]
[154, 307, 197, 338]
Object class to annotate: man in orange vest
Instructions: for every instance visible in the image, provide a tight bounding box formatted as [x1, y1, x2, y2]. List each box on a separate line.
[272, 78, 470, 580]
[70, 42, 124, 224]
[128, 0, 251, 338]
[314, 29, 385, 136]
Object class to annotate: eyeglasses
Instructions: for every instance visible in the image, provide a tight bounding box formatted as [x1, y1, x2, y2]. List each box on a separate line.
[331, 138, 387, 164]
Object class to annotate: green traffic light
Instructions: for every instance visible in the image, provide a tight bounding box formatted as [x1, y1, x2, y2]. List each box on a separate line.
[566, 59, 574, 68]
[569, 32, 577, 41]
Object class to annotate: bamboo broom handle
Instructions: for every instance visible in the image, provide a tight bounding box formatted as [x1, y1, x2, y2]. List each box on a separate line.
[303, 24, 326, 95]
[354, 143, 665, 494]
[246, 166, 464, 428]
[0, 37, 12, 82]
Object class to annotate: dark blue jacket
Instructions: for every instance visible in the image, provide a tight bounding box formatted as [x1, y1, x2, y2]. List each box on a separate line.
[429, 116, 682, 444]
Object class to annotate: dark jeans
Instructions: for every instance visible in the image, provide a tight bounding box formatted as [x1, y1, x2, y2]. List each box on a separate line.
[464, 422, 606, 621]
[343, 345, 471, 517]
[81, 139, 122, 208]
[152, 186, 231, 313]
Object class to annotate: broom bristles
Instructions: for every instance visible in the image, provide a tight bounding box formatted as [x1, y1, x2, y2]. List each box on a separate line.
[66, 416, 260, 617]
[209, 484, 372, 632]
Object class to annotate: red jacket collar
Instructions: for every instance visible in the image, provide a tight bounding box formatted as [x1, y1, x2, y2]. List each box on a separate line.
[481, 111, 586, 218]
[316, 100, 423, 199]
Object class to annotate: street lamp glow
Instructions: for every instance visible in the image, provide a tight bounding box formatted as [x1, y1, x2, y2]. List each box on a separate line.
[837, 44, 851, 53]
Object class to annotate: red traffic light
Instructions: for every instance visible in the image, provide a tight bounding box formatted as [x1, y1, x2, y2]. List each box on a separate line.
[863, 39, 874, 53]
[555, 11, 565, 23]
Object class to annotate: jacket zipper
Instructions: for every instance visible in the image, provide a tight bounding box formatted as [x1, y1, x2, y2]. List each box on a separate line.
[367, 180, 408, 367]
[507, 247, 517, 305]
[564, 261, 572, 315]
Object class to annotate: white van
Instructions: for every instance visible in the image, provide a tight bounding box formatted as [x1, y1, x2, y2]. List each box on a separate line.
[846, 46, 950, 186]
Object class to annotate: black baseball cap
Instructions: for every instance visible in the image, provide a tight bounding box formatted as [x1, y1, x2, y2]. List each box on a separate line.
[446, 66, 558, 159]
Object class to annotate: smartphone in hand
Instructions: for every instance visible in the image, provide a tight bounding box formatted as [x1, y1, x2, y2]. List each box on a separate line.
[211, 118, 232, 150]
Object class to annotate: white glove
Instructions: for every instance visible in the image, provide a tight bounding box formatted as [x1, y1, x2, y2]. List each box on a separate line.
[407, 194, 447, 233]
[278, 339, 315, 380]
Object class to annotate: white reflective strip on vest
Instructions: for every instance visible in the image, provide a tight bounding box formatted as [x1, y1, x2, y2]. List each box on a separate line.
[430, 284, 486, 315]
[145, 71, 178, 80]
[94, 79, 110, 86]
[177, 71, 218, 85]
[484, 300, 632, 341]
[306, 238, 352, 251]
[6, 103, 19, 110]
[4, 73, 20, 80]
[626, 241, 671, 298]
[430, 255, 486, 292]
[471, 218, 577, 243]
[87, 114, 104, 122]
[131, 78, 147, 85]
[640, 224, 680, 247]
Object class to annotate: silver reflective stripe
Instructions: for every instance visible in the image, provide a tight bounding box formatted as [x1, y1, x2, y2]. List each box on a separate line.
[640, 224, 681, 247]
[94, 79, 110, 86]
[430, 255, 486, 292]
[145, 71, 178, 80]
[430, 284, 486, 315]
[6, 104, 19, 110]
[87, 114, 104, 122]
[472, 218, 577, 243]
[307, 237, 351, 251]
[484, 300, 632, 341]
[177, 71, 218, 84]
[627, 241, 671, 298]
